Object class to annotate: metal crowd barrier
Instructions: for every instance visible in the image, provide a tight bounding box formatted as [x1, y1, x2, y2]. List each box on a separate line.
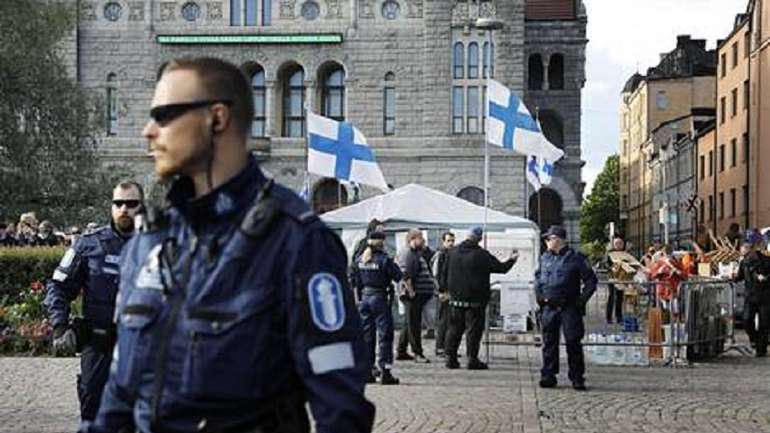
[482, 278, 738, 368]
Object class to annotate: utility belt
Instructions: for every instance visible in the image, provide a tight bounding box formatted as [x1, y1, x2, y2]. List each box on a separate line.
[71, 318, 116, 353]
[449, 300, 484, 308]
[198, 390, 309, 433]
[362, 286, 390, 296]
[539, 297, 578, 308]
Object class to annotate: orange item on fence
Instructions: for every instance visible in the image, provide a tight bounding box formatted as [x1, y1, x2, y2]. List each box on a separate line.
[647, 306, 663, 360]
[650, 256, 685, 301]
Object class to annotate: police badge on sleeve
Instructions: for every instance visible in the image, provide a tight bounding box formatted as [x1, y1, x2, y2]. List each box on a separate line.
[307, 273, 346, 332]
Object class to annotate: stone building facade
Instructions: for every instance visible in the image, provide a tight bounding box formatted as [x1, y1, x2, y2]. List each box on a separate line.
[64, 0, 587, 241]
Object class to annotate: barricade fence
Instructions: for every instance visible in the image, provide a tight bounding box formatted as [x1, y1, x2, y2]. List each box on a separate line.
[483, 278, 737, 367]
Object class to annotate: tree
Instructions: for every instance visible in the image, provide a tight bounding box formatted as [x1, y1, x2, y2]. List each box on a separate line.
[580, 155, 619, 245]
[0, 1, 129, 226]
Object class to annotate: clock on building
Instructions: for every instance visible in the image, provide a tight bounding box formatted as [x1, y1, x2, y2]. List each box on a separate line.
[181, 2, 201, 21]
[301, 1, 320, 20]
[103, 2, 122, 21]
[382, 0, 400, 20]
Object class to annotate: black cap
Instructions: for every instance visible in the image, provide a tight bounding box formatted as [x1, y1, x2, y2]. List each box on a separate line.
[542, 225, 567, 239]
[369, 231, 386, 240]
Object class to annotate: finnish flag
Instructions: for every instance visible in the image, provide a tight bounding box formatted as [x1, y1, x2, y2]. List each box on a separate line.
[526, 155, 555, 192]
[307, 112, 389, 191]
[486, 79, 564, 163]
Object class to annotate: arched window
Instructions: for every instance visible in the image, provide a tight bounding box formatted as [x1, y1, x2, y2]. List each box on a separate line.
[282, 66, 305, 137]
[457, 186, 484, 206]
[312, 178, 348, 214]
[453, 42, 464, 79]
[529, 188, 563, 231]
[468, 42, 479, 79]
[106, 73, 118, 135]
[528, 54, 543, 90]
[539, 111, 564, 148]
[250, 67, 266, 137]
[321, 65, 345, 121]
[483, 42, 490, 78]
[548, 53, 564, 90]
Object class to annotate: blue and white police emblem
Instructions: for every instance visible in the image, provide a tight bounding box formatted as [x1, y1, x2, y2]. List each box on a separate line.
[135, 244, 164, 290]
[307, 273, 346, 332]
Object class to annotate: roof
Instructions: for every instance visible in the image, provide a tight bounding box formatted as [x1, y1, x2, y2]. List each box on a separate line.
[525, 0, 577, 20]
[622, 73, 645, 93]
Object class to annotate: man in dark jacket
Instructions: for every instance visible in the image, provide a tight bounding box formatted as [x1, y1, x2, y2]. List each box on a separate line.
[442, 226, 517, 370]
[734, 231, 770, 357]
[432, 231, 455, 356]
[536, 226, 597, 390]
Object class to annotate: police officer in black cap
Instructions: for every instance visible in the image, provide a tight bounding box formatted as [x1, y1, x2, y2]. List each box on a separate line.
[350, 230, 403, 384]
[44, 181, 144, 422]
[535, 225, 597, 390]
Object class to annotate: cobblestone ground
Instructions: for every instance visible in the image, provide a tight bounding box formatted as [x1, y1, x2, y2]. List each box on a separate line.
[0, 336, 768, 433]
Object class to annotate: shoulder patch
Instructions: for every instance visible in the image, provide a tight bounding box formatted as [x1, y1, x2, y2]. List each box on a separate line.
[59, 248, 76, 269]
[307, 273, 346, 332]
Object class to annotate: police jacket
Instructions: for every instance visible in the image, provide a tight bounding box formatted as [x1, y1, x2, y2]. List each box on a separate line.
[44, 225, 129, 330]
[350, 248, 402, 293]
[86, 156, 374, 433]
[535, 246, 597, 306]
[442, 240, 516, 304]
[736, 251, 770, 304]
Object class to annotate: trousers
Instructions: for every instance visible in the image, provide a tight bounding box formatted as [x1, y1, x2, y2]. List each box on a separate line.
[397, 293, 431, 356]
[445, 304, 486, 360]
[540, 305, 585, 382]
[77, 344, 113, 421]
[359, 292, 395, 369]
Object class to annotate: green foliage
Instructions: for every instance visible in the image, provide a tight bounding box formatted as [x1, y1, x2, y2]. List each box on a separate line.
[580, 155, 620, 245]
[580, 241, 607, 265]
[0, 0, 133, 226]
[0, 247, 64, 302]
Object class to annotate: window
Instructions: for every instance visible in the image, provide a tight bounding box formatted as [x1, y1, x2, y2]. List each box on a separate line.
[457, 186, 484, 206]
[488, 42, 495, 77]
[700, 155, 705, 180]
[383, 74, 395, 136]
[106, 73, 118, 135]
[719, 145, 725, 172]
[743, 133, 749, 162]
[699, 200, 705, 224]
[731, 88, 738, 117]
[720, 97, 726, 123]
[732, 42, 738, 68]
[731, 138, 737, 167]
[744, 80, 749, 110]
[719, 192, 725, 219]
[745, 32, 751, 57]
[452, 86, 464, 134]
[483, 42, 493, 78]
[720, 53, 726, 77]
[708, 195, 714, 221]
[708, 151, 713, 176]
[481, 86, 487, 133]
[730, 188, 736, 217]
[467, 86, 479, 133]
[467, 43, 479, 79]
[321, 66, 345, 121]
[251, 67, 266, 137]
[548, 53, 564, 90]
[528, 54, 543, 90]
[743, 185, 749, 215]
[656, 91, 668, 110]
[282, 67, 305, 137]
[453, 42, 464, 79]
[231, 0, 270, 25]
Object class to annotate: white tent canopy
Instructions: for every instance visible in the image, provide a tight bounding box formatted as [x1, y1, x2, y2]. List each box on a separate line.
[321, 183, 539, 232]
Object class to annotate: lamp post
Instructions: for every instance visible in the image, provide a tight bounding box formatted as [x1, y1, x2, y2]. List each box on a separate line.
[475, 17, 504, 248]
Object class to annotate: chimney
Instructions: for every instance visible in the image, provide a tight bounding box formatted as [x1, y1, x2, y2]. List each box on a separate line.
[693, 39, 706, 50]
[677, 34, 691, 47]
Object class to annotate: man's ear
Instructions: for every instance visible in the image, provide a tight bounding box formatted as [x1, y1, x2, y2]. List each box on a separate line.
[212, 104, 230, 133]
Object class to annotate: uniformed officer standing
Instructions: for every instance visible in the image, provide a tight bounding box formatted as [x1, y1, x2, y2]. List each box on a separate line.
[84, 58, 374, 433]
[350, 230, 403, 385]
[44, 181, 144, 422]
[535, 226, 597, 390]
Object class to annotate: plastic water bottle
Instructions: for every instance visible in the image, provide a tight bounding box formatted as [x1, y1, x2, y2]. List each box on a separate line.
[595, 334, 608, 365]
[586, 333, 597, 364]
[612, 334, 626, 365]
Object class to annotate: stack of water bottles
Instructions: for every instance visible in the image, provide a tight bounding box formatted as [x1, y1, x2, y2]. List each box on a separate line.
[586, 332, 649, 366]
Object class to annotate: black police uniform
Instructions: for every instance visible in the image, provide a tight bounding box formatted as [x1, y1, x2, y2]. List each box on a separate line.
[84, 156, 374, 433]
[44, 225, 130, 421]
[350, 241, 403, 376]
[735, 250, 770, 356]
[535, 246, 597, 386]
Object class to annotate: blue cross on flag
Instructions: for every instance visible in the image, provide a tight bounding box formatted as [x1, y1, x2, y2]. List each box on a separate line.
[486, 79, 564, 164]
[526, 155, 555, 191]
[307, 112, 389, 191]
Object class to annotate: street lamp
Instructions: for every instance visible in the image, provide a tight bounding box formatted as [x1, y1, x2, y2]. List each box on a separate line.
[475, 17, 504, 247]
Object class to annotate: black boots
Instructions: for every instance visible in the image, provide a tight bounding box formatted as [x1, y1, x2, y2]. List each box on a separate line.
[380, 369, 400, 385]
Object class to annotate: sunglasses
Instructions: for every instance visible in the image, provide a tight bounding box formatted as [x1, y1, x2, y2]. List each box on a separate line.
[112, 200, 141, 209]
[149, 100, 232, 126]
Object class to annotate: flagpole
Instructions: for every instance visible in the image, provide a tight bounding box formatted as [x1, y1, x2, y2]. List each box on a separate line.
[524, 158, 529, 219]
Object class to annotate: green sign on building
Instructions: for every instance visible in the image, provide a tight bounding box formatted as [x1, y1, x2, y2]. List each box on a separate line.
[156, 34, 344, 45]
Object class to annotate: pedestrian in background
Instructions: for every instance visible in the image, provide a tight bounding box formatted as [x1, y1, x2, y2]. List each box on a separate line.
[443, 226, 517, 370]
[396, 228, 434, 363]
[536, 226, 597, 390]
[604, 236, 625, 324]
[432, 231, 455, 357]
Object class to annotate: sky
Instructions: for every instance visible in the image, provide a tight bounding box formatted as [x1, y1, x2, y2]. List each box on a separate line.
[580, 0, 747, 196]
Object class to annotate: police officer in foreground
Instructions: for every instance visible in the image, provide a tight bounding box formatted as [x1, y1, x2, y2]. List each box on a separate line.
[84, 57, 374, 433]
[535, 226, 597, 391]
[734, 230, 770, 357]
[351, 230, 403, 385]
[442, 226, 518, 370]
[44, 181, 144, 422]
